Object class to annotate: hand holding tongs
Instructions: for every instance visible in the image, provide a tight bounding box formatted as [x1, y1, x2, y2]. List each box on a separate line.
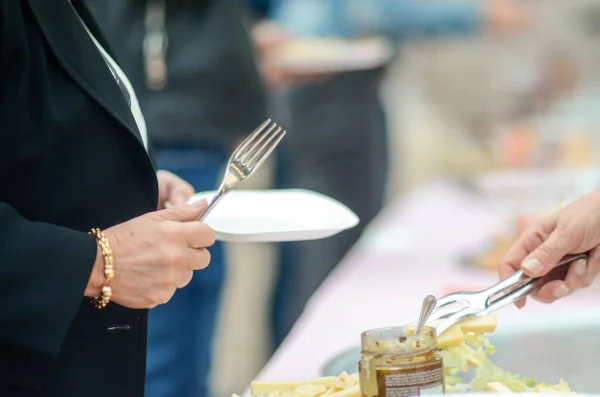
[409, 254, 588, 335]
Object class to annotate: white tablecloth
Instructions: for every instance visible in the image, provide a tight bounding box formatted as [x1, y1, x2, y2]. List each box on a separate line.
[244, 180, 600, 394]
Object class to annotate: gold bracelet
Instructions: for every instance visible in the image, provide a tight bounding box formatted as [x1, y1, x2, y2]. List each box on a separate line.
[88, 228, 114, 310]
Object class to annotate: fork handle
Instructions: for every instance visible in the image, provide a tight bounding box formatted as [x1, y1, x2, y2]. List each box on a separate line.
[195, 189, 226, 222]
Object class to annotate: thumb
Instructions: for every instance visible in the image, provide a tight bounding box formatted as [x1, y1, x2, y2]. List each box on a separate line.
[153, 199, 208, 222]
[171, 186, 193, 206]
[521, 231, 572, 277]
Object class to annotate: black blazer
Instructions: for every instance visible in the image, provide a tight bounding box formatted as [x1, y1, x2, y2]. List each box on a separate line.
[0, 1, 158, 396]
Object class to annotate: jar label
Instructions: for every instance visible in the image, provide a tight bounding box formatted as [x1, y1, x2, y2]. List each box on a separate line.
[375, 362, 445, 397]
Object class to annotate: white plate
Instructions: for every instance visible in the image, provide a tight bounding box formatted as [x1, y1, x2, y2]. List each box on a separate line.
[188, 189, 359, 242]
[272, 37, 394, 73]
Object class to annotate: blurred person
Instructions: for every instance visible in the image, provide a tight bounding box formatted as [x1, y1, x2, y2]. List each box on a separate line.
[499, 190, 600, 306]
[248, 0, 529, 348]
[87, 1, 267, 397]
[252, 0, 528, 90]
[0, 0, 215, 396]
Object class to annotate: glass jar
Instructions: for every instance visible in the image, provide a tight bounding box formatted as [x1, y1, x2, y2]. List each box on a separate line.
[359, 326, 445, 397]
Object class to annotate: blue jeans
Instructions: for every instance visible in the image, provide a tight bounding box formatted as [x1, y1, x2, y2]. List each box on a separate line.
[145, 144, 226, 397]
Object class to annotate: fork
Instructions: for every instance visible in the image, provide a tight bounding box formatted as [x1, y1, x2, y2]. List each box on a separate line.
[195, 119, 286, 222]
[407, 253, 588, 335]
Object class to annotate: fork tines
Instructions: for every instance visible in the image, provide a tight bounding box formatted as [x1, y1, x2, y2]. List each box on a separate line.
[236, 119, 286, 168]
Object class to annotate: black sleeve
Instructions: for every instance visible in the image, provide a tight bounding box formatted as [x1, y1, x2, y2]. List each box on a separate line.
[0, 203, 98, 357]
[0, 0, 99, 358]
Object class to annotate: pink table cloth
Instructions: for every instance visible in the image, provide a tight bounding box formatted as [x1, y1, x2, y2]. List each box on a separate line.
[245, 181, 600, 393]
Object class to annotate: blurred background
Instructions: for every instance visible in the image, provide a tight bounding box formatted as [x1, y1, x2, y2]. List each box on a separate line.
[89, 0, 600, 396]
[215, 0, 600, 394]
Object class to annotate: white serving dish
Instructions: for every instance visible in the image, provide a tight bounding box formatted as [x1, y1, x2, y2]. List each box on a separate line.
[472, 168, 600, 215]
[272, 37, 394, 73]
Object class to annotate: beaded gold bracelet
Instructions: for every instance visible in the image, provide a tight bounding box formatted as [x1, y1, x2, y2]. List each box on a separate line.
[89, 228, 114, 310]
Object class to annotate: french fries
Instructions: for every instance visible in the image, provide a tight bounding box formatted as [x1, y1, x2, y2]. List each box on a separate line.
[247, 372, 360, 397]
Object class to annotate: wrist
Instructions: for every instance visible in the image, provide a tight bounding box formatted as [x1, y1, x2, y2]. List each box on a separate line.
[84, 240, 106, 297]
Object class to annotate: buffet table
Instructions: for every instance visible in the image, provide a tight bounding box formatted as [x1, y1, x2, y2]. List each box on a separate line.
[245, 180, 600, 391]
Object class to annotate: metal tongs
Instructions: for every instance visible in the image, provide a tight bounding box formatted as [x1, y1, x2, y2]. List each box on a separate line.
[409, 253, 588, 335]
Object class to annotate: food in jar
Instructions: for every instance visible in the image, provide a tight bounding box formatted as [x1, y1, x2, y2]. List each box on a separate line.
[359, 325, 445, 397]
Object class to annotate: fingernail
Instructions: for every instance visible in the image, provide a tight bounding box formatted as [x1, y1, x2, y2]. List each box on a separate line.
[584, 272, 596, 287]
[189, 198, 207, 208]
[515, 300, 525, 309]
[572, 259, 587, 277]
[553, 284, 570, 299]
[173, 193, 188, 205]
[522, 258, 543, 275]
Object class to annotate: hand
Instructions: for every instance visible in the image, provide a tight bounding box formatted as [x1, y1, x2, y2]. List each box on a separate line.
[484, 0, 530, 36]
[85, 200, 215, 308]
[157, 170, 195, 209]
[251, 21, 332, 90]
[498, 190, 600, 307]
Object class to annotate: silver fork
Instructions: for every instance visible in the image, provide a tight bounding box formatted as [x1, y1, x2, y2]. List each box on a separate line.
[407, 253, 588, 335]
[195, 119, 286, 222]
